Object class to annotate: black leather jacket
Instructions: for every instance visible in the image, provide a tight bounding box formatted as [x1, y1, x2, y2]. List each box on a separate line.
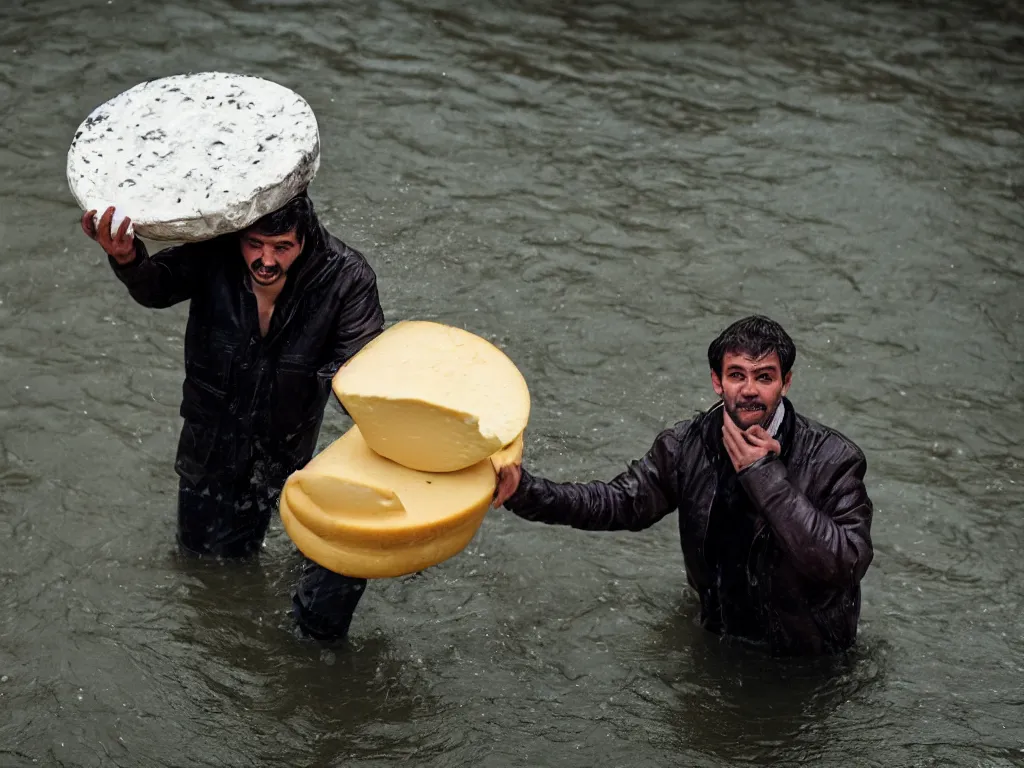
[505, 399, 874, 655]
[109, 220, 385, 491]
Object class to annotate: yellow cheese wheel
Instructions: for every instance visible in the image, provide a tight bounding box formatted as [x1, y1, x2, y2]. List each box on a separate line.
[279, 424, 498, 578]
[332, 320, 530, 473]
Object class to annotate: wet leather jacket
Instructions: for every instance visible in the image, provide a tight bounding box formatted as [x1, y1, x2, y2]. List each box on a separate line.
[505, 399, 874, 655]
[109, 220, 385, 491]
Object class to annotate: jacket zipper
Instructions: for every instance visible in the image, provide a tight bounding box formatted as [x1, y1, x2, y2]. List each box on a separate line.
[746, 523, 768, 586]
[263, 259, 333, 348]
[700, 401, 726, 565]
[700, 484, 717, 565]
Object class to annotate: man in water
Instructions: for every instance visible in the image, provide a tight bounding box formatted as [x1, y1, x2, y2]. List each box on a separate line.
[492, 316, 874, 656]
[82, 197, 381, 641]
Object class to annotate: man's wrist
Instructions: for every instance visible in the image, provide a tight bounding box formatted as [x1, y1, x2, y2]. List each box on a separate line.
[107, 245, 141, 270]
[738, 452, 777, 476]
[503, 468, 531, 509]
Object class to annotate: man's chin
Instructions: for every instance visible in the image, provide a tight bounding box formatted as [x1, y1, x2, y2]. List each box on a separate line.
[729, 408, 768, 429]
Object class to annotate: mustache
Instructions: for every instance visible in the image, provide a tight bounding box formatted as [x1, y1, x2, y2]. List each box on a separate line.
[251, 259, 281, 275]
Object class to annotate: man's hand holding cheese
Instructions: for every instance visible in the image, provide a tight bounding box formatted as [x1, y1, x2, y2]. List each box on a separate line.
[493, 316, 875, 657]
[492, 462, 523, 510]
[82, 206, 135, 263]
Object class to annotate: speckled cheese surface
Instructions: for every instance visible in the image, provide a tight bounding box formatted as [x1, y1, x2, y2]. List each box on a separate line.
[67, 72, 320, 242]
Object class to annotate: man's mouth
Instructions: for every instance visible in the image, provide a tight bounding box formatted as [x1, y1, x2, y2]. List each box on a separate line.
[737, 403, 766, 412]
[251, 261, 281, 281]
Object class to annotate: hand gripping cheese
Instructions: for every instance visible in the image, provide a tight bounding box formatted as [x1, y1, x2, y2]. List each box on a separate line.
[279, 425, 497, 578]
[332, 321, 531, 473]
[67, 72, 320, 242]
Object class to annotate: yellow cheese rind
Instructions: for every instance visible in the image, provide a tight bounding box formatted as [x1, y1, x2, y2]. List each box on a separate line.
[281, 494, 489, 579]
[279, 425, 496, 578]
[332, 320, 530, 472]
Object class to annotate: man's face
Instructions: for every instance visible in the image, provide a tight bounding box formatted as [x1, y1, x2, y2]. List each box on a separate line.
[239, 228, 303, 287]
[710, 350, 791, 430]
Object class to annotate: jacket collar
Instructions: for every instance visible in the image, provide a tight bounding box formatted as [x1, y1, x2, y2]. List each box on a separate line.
[287, 218, 332, 289]
[273, 217, 332, 299]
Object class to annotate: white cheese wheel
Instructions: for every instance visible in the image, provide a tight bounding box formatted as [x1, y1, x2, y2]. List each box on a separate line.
[67, 72, 320, 242]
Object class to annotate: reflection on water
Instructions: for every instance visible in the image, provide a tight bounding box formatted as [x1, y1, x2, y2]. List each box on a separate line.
[645, 607, 883, 764]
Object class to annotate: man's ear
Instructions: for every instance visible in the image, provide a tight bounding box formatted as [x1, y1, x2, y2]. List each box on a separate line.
[782, 371, 792, 396]
[711, 369, 724, 397]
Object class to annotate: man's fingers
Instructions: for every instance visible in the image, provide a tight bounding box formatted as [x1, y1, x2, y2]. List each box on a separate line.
[492, 484, 510, 508]
[115, 215, 133, 244]
[93, 207, 115, 249]
[722, 424, 743, 461]
[744, 425, 773, 446]
[724, 421, 775, 472]
[492, 465, 522, 508]
[745, 430, 780, 454]
[81, 210, 97, 238]
[111, 214, 137, 259]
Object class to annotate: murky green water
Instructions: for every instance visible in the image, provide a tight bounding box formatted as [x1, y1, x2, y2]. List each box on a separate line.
[1, 0, 1022, 765]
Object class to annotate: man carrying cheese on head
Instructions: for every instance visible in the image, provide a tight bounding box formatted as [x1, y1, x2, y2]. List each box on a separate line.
[81, 196, 387, 641]
[492, 316, 875, 657]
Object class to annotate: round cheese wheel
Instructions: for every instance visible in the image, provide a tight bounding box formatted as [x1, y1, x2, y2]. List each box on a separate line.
[66, 72, 320, 242]
[280, 425, 497, 578]
[332, 321, 531, 473]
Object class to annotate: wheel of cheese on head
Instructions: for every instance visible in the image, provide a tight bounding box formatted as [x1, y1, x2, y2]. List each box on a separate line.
[280, 425, 500, 579]
[67, 71, 320, 242]
[332, 320, 531, 473]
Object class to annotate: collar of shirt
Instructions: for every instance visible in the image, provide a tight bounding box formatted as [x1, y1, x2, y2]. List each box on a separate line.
[767, 400, 786, 439]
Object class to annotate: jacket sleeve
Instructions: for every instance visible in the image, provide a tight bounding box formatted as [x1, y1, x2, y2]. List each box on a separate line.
[503, 427, 682, 532]
[320, 261, 385, 377]
[108, 238, 209, 308]
[738, 437, 873, 588]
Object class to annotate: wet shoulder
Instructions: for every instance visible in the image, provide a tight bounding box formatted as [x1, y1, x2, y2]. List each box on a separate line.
[659, 411, 708, 455]
[792, 411, 867, 467]
[322, 233, 379, 287]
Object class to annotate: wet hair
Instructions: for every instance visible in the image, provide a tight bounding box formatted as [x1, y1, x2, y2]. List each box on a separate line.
[707, 315, 797, 376]
[246, 191, 315, 243]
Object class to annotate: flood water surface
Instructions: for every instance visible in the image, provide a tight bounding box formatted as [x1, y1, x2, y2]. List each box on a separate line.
[0, 1, 1022, 766]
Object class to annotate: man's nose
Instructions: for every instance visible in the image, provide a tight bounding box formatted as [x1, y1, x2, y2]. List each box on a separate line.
[261, 248, 278, 266]
[740, 378, 758, 396]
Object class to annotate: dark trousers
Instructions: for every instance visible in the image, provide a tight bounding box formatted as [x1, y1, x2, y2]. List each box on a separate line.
[177, 477, 367, 641]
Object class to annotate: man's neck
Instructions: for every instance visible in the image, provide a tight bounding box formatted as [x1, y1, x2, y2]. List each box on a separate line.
[251, 276, 286, 306]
